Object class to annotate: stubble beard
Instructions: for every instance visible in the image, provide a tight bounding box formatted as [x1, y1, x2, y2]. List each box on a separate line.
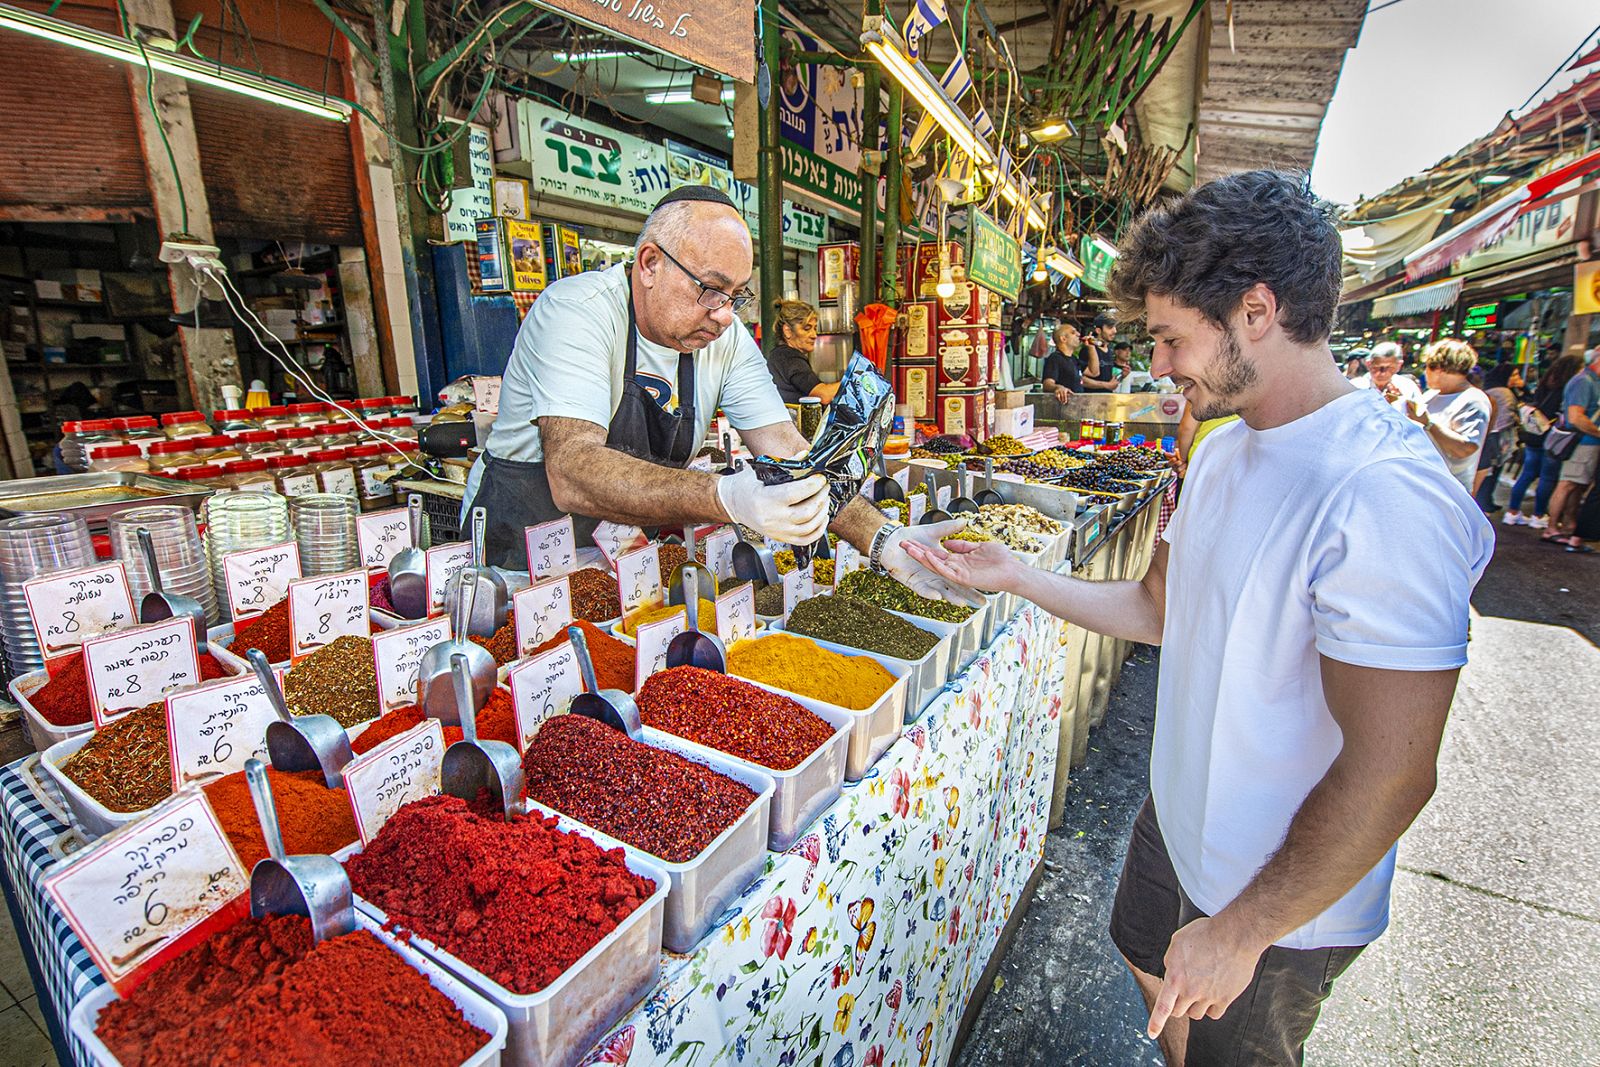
[1190, 326, 1258, 421]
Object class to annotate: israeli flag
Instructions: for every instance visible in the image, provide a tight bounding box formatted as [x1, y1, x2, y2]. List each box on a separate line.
[908, 53, 975, 154]
[903, 0, 948, 58]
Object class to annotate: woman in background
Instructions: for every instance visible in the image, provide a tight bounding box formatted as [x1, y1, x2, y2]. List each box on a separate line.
[1502, 354, 1581, 529]
[764, 299, 839, 405]
[1472, 363, 1523, 512]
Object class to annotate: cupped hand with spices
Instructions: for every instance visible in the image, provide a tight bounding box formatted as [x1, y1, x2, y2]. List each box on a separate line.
[899, 536, 1029, 600]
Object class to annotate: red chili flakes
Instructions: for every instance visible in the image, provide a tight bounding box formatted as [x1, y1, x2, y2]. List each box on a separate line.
[636, 666, 836, 771]
[522, 715, 757, 863]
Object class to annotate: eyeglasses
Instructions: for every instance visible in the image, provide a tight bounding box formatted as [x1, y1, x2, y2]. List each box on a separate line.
[653, 243, 756, 313]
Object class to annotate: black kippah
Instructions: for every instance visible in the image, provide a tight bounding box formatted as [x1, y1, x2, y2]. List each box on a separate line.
[653, 185, 737, 210]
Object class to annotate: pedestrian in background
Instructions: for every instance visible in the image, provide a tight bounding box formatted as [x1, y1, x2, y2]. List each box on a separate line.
[1353, 341, 1421, 410]
[1473, 363, 1523, 512]
[1504, 354, 1582, 529]
[1406, 339, 1491, 493]
[1542, 346, 1600, 552]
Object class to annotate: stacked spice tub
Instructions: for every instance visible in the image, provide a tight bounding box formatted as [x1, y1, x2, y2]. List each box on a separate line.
[772, 594, 952, 719]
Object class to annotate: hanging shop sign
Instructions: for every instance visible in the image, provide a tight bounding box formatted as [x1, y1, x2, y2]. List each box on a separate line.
[516, 99, 671, 216]
[663, 138, 826, 251]
[1462, 302, 1498, 330]
[1452, 180, 1578, 276]
[966, 209, 1022, 300]
[444, 123, 494, 244]
[1576, 260, 1600, 315]
[532, 0, 753, 82]
[1079, 235, 1118, 293]
[777, 26, 863, 175]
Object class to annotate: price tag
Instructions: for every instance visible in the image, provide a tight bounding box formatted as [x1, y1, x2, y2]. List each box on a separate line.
[836, 541, 860, 577]
[592, 521, 647, 564]
[424, 542, 473, 616]
[43, 790, 248, 990]
[357, 507, 413, 571]
[371, 618, 451, 714]
[320, 466, 358, 498]
[512, 577, 572, 657]
[936, 485, 953, 511]
[893, 467, 911, 492]
[222, 541, 301, 623]
[166, 671, 280, 786]
[715, 582, 756, 645]
[615, 543, 662, 620]
[24, 561, 136, 658]
[781, 567, 814, 623]
[83, 618, 202, 726]
[908, 494, 927, 525]
[633, 612, 685, 691]
[472, 376, 501, 415]
[287, 569, 370, 662]
[508, 640, 584, 750]
[342, 717, 445, 844]
[279, 471, 320, 496]
[704, 527, 736, 581]
[524, 517, 577, 580]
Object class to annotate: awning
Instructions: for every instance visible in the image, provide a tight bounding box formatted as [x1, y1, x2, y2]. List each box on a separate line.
[1339, 184, 1467, 282]
[1371, 278, 1462, 319]
[1403, 147, 1600, 281]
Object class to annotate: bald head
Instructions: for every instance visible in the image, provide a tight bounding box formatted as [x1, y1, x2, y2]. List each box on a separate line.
[633, 199, 755, 352]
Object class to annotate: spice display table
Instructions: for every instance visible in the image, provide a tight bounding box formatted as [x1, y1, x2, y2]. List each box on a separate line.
[0, 501, 1163, 1067]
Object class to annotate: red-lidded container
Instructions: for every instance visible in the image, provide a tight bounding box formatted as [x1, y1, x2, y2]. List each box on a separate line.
[268, 454, 320, 497]
[288, 402, 326, 425]
[160, 411, 212, 439]
[277, 426, 319, 455]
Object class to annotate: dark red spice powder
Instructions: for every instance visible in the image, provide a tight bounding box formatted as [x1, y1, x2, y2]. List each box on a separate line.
[230, 597, 292, 663]
[568, 567, 622, 622]
[369, 573, 395, 612]
[345, 794, 654, 995]
[523, 714, 757, 862]
[351, 688, 519, 755]
[28, 650, 233, 727]
[636, 666, 836, 771]
[203, 767, 358, 870]
[94, 913, 487, 1067]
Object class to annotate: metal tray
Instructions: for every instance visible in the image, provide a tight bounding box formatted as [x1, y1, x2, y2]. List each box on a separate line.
[0, 472, 213, 529]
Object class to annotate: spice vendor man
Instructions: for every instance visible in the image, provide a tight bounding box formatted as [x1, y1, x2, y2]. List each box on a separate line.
[466, 186, 978, 606]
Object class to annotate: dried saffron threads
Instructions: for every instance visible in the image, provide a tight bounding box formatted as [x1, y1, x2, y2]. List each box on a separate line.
[57, 701, 171, 812]
[231, 596, 292, 663]
[202, 766, 358, 869]
[345, 794, 655, 995]
[94, 914, 487, 1067]
[637, 666, 835, 771]
[523, 715, 757, 863]
[283, 634, 381, 727]
[528, 619, 635, 692]
[727, 633, 895, 711]
[568, 566, 622, 622]
[351, 688, 519, 755]
[28, 649, 233, 728]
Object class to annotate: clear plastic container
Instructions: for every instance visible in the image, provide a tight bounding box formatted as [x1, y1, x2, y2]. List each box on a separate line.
[160, 411, 212, 439]
[108, 504, 218, 626]
[309, 448, 358, 499]
[145, 439, 203, 473]
[290, 493, 359, 574]
[269, 454, 321, 498]
[385, 395, 419, 418]
[349, 397, 389, 422]
[220, 458, 276, 492]
[193, 435, 233, 462]
[276, 426, 319, 455]
[349, 444, 395, 511]
[87, 444, 148, 472]
[212, 408, 256, 433]
[233, 429, 283, 460]
[171, 464, 225, 486]
[118, 416, 163, 454]
[288, 401, 326, 426]
[0, 513, 96, 685]
[375, 416, 419, 444]
[317, 421, 359, 449]
[204, 491, 291, 623]
[255, 405, 294, 430]
[59, 419, 120, 472]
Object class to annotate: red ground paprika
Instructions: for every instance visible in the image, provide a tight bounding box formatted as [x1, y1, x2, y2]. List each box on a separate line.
[351, 688, 519, 754]
[94, 913, 487, 1067]
[529, 619, 635, 691]
[637, 666, 836, 770]
[202, 766, 358, 869]
[345, 794, 654, 994]
[29, 649, 233, 727]
[523, 714, 757, 862]
[230, 597, 292, 663]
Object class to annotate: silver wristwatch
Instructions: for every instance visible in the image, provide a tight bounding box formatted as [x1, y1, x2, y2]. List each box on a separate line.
[869, 521, 903, 573]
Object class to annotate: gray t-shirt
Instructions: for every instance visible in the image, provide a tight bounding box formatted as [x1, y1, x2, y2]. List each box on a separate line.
[484, 264, 790, 463]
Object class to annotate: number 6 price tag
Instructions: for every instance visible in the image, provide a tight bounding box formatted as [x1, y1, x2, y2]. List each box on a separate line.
[508, 640, 583, 751]
[43, 790, 248, 991]
[614, 543, 662, 620]
[287, 569, 371, 662]
[166, 671, 280, 787]
[371, 617, 451, 714]
[23, 561, 136, 658]
[512, 576, 572, 657]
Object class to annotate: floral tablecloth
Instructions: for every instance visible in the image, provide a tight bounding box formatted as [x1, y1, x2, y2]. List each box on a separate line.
[581, 602, 1068, 1067]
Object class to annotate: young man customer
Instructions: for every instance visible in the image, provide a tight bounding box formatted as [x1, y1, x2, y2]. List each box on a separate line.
[905, 170, 1494, 1066]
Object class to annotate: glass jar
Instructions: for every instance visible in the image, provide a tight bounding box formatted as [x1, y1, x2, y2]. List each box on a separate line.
[349, 397, 388, 423]
[146, 439, 203, 473]
[288, 402, 326, 426]
[234, 429, 284, 461]
[269, 454, 321, 498]
[255, 405, 294, 431]
[277, 426, 319, 455]
[204, 491, 290, 623]
[220, 458, 277, 492]
[348, 444, 395, 511]
[213, 409, 256, 434]
[385, 395, 419, 418]
[308, 448, 358, 500]
[118, 416, 164, 454]
[60, 419, 119, 472]
[316, 421, 359, 449]
[171, 464, 225, 487]
[161, 411, 213, 439]
[88, 444, 149, 472]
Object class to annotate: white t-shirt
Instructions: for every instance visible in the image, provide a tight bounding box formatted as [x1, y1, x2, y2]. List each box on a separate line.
[1154, 388, 1493, 950]
[483, 264, 790, 463]
[1353, 372, 1421, 410]
[1421, 387, 1491, 491]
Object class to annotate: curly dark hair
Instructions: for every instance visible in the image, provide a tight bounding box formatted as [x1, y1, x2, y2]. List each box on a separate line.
[1107, 170, 1342, 345]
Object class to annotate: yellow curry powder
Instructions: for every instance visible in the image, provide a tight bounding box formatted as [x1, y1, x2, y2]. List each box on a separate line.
[622, 598, 719, 637]
[728, 633, 894, 710]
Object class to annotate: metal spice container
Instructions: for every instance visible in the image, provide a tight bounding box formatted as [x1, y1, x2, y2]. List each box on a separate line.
[284, 634, 382, 727]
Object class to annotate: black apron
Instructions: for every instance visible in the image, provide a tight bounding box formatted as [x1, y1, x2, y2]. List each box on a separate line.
[469, 277, 700, 568]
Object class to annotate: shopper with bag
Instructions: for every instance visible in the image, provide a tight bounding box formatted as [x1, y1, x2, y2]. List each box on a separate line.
[1503, 354, 1582, 528]
[1542, 346, 1600, 551]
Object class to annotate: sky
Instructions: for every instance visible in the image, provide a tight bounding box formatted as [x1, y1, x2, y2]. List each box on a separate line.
[1310, 0, 1598, 207]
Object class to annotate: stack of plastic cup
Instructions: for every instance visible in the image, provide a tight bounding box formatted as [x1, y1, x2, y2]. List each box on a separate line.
[0, 514, 96, 683]
[107, 505, 219, 629]
[290, 494, 358, 576]
[204, 491, 291, 624]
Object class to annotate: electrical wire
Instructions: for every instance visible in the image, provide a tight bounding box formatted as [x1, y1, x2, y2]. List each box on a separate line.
[112, 0, 189, 234]
[1517, 23, 1600, 113]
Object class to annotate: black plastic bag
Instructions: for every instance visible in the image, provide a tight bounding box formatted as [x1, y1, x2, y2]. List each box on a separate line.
[750, 353, 894, 567]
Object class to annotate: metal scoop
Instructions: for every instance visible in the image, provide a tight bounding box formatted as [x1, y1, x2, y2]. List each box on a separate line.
[417, 570, 497, 724]
[252, 649, 353, 790]
[870, 450, 905, 502]
[665, 568, 727, 671]
[730, 527, 780, 587]
[667, 522, 717, 607]
[719, 431, 740, 474]
[568, 624, 643, 738]
[975, 458, 1004, 507]
[135, 527, 209, 653]
[950, 466, 980, 515]
[387, 493, 427, 619]
[244, 758, 356, 943]
[458, 506, 509, 637]
[919, 472, 953, 526]
[440, 653, 523, 820]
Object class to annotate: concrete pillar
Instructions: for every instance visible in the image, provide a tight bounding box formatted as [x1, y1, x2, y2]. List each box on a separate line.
[121, 0, 242, 411]
[338, 246, 386, 397]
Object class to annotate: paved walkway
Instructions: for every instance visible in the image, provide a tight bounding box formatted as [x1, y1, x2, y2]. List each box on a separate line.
[956, 519, 1600, 1066]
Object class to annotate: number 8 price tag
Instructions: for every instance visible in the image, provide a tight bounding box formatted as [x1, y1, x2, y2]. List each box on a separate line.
[287, 569, 371, 662]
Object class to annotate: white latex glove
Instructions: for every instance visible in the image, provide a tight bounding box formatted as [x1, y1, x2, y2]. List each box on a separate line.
[879, 518, 986, 607]
[715, 467, 830, 545]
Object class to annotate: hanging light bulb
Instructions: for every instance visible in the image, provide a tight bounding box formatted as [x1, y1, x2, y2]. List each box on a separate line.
[1031, 263, 1049, 284]
[935, 266, 957, 300]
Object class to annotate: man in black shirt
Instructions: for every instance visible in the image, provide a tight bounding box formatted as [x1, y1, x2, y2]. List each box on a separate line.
[1042, 322, 1100, 401]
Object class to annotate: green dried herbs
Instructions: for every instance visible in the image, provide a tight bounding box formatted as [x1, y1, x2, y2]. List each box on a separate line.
[785, 595, 940, 660]
[835, 569, 975, 623]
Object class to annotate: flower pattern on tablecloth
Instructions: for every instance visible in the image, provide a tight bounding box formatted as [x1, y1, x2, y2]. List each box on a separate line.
[583, 604, 1069, 1066]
